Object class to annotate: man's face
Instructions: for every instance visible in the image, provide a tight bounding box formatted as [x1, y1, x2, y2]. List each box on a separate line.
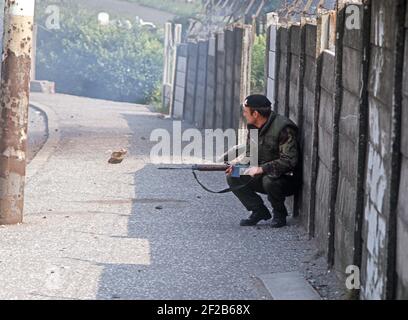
[242, 105, 257, 125]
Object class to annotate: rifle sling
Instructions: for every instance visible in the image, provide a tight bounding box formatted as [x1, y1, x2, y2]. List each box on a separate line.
[192, 171, 255, 194]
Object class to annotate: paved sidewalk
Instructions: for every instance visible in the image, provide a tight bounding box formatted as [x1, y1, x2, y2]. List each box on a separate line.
[0, 93, 344, 300]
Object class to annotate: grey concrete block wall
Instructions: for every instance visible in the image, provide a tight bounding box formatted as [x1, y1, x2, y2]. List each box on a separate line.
[339, 90, 359, 140]
[302, 25, 318, 204]
[267, 2, 408, 299]
[172, 44, 188, 119]
[223, 29, 235, 129]
[305, 24, 317, 59]
[215, 32, 226, 129]
[174, 26, 251, 132]
[334, 4, 366, 281]
[272, 22, 317, 233]
[320, 51, 336, 94]
[396, 1, 408, 300]
[266, 24, 278, 102]
[361, 0, 398, 300]
[314, 51, 335, 254]
[232, 27, 244, 131]
[276, 27, 289, 115]
[167, 2, 408, 297]
[315, 161, 331, 253]
[204, 36, 217, 129]
[288, 24, 303, 217]
[342, 47, 363, 93]
[194, 40, 209, 128]
[271, 12, 368, 288]
[184, 41, 199, 124]
[288, 25, 301, 124]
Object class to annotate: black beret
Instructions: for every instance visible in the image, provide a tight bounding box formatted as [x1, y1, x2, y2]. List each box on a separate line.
[243, 94, 272, 109]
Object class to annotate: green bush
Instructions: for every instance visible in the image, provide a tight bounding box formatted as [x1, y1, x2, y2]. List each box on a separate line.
[251, 33, 266, 94]
[35, 4, 164, 104]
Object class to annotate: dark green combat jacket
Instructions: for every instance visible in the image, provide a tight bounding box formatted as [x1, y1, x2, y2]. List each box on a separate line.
[245, 111, 300, 179]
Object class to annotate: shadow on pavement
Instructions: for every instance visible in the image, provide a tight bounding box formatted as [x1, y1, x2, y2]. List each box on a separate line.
[95, 113, 306, 299]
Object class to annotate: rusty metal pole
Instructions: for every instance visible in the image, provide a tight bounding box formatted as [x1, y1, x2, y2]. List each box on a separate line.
[30, 23, 37, 81]
[0, 0, 36, 225]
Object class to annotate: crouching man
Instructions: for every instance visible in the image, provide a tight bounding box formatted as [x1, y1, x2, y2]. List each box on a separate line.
[226, 94, 302, 228]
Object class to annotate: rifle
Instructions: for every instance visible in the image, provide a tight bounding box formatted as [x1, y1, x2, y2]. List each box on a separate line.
[158, 163, 251, 194]
[158, 163, 249, 178]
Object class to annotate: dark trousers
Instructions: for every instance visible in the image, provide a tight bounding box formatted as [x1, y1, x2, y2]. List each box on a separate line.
[226, 174, 300, 217]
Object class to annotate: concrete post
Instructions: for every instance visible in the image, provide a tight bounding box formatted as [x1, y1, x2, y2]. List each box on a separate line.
[328, 2, 346, 268]
[237, 24, 253, 145]
[168, 24, 182, 116]
[163, 23, 182, 114]
[214, 31, 225, 129]
[284, 23, 291, 118]
[265, 12, 279, 103]
[386, 0, 406, 300]
[162, 22, 172, 111]
[292, 18, 307, 219]
[308, 10, 325, 239]
[0, 0, 36, 225]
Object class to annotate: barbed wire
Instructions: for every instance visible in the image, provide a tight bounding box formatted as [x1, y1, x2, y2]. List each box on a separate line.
[187, 0, 268, 38]
[186, 0, 337, 38]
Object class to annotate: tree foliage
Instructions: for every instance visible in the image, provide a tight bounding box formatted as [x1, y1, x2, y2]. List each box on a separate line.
[36, 4, 164, 104]
[251, 33, 266, 94]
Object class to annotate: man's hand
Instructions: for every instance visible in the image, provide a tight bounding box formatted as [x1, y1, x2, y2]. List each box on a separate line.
[225, 165, 233, 175]
[244, 166, 264, 177]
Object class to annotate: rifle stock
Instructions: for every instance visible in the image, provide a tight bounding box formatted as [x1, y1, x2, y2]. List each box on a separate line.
[158, 164, 249, 178]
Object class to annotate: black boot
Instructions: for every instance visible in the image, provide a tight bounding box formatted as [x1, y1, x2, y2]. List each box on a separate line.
[270, 211, 287, 228]
[240, 206, 271, 226]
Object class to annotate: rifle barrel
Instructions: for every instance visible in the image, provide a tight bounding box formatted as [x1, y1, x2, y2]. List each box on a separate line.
[157, 164, 229, 171]
[192, 164, 229, 171]
[157, 167, 193, 170]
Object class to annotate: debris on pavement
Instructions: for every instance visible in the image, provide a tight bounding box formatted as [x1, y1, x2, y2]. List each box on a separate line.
[108, 148, 127, 164]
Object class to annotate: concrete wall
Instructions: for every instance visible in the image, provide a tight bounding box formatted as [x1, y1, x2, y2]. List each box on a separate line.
[194, 40, 209, 128]
[334, 3, 366, 283]
[204, 36, 217, 129]
[270, 0, 407, 299]
[276, 27, 289, 116]
[361, 0, 398, 299]
[223, 28, 236, 130]
[214, 32, 226, 129]
[184, 41, 199, 124]
[288, 25, 301, 124]
[300, 23, 317, 231]
[266, 23, 278, 103]
[168, 0, 408, 299]
[172, 25, 252, 132]
[172, 44, 188, 119]
[315, 50, 335, 255]
[397, 2, 408, 300]
[286, 24, 303, 217]
[232, 27, 244, 131]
